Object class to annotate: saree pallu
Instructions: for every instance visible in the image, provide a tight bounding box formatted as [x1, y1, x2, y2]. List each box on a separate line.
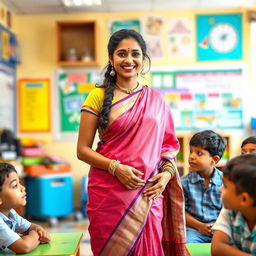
[87, 86, 186, 256]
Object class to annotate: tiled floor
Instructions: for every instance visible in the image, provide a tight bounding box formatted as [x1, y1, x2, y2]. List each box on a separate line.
[33, 216, 93, 256]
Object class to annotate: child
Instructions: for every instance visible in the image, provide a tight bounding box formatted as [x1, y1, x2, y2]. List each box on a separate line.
[181, 130, 226, 243]
[241, 136, 256, 155]
[0, 163, 51, 253]
[211, 154, 256, 256]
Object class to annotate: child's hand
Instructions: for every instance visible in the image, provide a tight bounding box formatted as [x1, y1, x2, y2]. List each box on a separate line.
[198, 223, 213, 236]
[33, 225, 51, 243]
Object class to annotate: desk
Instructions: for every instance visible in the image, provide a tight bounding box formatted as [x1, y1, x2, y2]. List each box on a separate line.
[186, 243, 211, 256]
[0, 232, 83, 256]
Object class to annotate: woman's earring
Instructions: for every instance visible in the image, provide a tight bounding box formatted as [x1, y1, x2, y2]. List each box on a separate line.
[110, 66, 115, 77]
[140, 69, 146, 76]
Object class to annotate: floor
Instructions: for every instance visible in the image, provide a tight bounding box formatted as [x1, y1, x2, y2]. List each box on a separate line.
[33, 215, 93, 256]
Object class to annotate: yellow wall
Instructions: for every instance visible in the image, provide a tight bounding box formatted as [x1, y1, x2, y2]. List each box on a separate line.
[12, 8, 253, 206]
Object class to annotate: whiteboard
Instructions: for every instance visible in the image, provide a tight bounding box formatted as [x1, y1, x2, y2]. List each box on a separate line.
[0, 64, 16, 132]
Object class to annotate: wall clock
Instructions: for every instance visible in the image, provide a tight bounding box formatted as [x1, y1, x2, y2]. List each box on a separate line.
[197, 14, 242, 61]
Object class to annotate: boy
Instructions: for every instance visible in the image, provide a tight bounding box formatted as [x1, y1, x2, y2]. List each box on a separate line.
[211, 154, 256, 256]
[181, 130, 226, 243]
[0, 163, 51, 253]
[241, 136, 256, 155]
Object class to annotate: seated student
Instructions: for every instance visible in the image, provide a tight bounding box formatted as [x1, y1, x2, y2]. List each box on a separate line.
[181, 130, 226, 243]
[211, 154, 256, 256]
[0, 163, 51, 253]
[241, 136, 256, 155]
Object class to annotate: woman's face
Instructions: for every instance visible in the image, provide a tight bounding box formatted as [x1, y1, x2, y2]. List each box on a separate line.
[110, 37, 144, 81]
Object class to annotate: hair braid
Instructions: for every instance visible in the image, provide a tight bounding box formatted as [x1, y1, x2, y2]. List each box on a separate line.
[98, 64, 116, 130]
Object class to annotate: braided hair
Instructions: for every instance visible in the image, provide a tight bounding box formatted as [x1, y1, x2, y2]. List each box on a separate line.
[98, 29, 151, 130]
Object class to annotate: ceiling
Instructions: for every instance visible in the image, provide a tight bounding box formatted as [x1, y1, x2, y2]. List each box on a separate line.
[2, 0, 256, 15]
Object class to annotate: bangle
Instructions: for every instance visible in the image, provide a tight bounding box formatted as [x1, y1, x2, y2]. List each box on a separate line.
[162, 167, 175, 177]
[108, 160, 120, 176]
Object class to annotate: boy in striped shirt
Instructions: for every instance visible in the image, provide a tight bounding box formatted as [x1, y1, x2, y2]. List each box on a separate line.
[212, 154, 256, 256]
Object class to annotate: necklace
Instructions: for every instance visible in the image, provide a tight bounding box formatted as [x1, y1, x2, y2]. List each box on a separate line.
[115, 82, 140, 94]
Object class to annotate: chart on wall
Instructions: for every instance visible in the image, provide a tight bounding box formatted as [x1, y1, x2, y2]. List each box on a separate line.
[55, 69, 102, 140]
[109, 19, 141, 35]
[151, 68, 244, 129]
[196, 13, 242, 61]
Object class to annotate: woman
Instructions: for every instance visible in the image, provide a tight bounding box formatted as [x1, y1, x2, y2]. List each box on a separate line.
[77, 29, 186, 256]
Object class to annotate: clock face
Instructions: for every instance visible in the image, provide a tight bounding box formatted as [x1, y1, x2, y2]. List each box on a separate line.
[209, 23, 238, 53]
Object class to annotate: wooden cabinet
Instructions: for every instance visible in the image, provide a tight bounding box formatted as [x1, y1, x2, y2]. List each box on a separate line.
[177, 133, 231, 176]
[56, 20, 99, 67]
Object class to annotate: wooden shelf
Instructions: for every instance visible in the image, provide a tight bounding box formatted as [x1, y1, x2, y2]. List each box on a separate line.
[57, 60, 99, 67]
[56, 20, 99, 66]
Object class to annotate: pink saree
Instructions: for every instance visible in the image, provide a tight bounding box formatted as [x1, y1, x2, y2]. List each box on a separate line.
[86, 86, 186, 256]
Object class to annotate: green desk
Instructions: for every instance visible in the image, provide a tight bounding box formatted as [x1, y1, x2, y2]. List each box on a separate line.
[186, 243, 211, 256]
[0, 232, 83, 256]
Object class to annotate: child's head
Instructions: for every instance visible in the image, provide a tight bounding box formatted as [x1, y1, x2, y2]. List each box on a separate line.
[190, 130, 226, 158]
[0, 163, 26, 210]
[221, 154, 256, 210]
[189, 130, 226, 172]
[0, 163, 17, 191]
[241, 136, 256, 155]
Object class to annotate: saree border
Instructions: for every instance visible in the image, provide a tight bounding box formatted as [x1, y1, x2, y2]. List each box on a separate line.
[99, 165, 158, 256]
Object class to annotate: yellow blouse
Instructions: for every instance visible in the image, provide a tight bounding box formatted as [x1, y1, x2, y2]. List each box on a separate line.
[81, 88, 117, 116]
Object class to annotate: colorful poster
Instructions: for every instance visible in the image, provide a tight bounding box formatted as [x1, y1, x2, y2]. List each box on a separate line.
[143, 15, 164, 59]
[151, 68, 244, 129]
[109, 19, 141, 35]
[18, 79, 50, 132]
[167, 18, 194, 58]
[56, 70, 102, 136]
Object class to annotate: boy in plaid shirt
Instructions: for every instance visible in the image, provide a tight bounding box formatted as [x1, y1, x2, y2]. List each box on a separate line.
[212, 154, 256, 256]
[181, 130, 226, 243]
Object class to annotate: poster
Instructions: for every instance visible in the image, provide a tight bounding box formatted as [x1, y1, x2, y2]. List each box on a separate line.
[151, 68, 244, 129]
[55, 69, 102, 140]
[18, 79, 50, 132]
[143, 15, 164, 59]
[109, 19, 141, 35]
[167, 17, 194, 58]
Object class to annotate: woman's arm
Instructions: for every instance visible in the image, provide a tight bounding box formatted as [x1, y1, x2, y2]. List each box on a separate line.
[77, 111, 111, 170]
[77, 111, 145, 189]
[211, 230, 252, 256]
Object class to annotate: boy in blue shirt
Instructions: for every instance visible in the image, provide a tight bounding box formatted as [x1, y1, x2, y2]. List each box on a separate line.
[212, 154, 256, 256]
[181, 130, 226, 243]
[0, 163, 51, 253]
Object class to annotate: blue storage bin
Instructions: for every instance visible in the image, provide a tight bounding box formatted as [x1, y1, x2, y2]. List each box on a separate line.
[25, 174, 73, 218]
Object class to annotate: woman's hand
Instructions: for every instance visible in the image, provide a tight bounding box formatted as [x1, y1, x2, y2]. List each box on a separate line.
[143, 171, 172, 200]
[115, 164, 146, 189]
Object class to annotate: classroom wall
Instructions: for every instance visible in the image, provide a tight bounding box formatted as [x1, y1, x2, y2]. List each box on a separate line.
[11, 8, 255, 207]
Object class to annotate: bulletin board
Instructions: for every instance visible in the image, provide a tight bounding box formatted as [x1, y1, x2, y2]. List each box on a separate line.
[18, 79, 50, 132]
[151, 65, 246, 130]
[54, 69, 102, 140]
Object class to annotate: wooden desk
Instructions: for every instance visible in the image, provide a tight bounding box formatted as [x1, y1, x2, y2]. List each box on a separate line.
[0, 232, 83, 256]
[186, 243, 211, 256]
